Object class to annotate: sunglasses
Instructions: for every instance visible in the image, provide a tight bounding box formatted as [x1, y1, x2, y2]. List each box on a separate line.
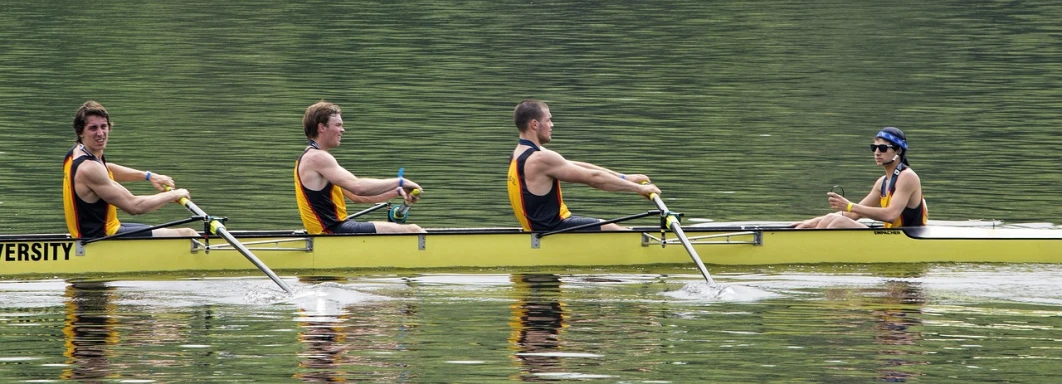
[869, 144, 897, 153]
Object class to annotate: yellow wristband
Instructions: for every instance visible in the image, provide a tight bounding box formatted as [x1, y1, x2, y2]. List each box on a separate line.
[846, 202, 854, 212]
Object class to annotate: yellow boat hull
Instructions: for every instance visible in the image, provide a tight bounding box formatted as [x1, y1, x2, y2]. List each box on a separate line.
[1, 226, 1060, 277]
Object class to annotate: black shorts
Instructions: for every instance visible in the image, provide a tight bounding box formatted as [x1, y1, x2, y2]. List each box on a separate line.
[550, 216, 603, 231]
[115, 223, 155, 238]
[327, 220, 377, 234]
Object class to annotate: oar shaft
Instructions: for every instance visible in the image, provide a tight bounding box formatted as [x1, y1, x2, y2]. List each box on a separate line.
[176, 196, 294, 294]
[669, 224, 715, 285]
[346, 202, 389, 220]
[649, 193, 715, 285]
[214, 226, 293, 293]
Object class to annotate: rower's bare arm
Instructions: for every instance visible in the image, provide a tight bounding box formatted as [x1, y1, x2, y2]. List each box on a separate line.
[342, 188, 400, 204]
[543, 152, 654, 194]
[106, 163, 175, 191]
[310, 151, 413, 197]
[571, 161, 650, 183]
[845, 190, 879, 220]
[849, 174, 919, 222]
[105, 163, 143, 183]
[82, 162, 182, 215]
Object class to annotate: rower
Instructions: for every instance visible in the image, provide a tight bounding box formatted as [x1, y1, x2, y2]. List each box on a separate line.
[507, 99, 660, 231]
[63, 101, 198, 239]
[295, 101, 425, 234]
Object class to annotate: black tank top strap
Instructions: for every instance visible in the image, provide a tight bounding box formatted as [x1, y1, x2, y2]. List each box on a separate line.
[518, 139, 540, 151]
[880, 162, 908, 197]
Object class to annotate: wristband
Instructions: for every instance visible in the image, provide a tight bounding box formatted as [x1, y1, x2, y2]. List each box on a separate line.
[620, 174, 626, 180]
[145, 171, 152, 181]
[846, 202, 853, 212]
[397, 167, 404, 188]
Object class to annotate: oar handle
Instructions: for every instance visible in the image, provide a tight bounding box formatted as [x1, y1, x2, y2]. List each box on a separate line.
[163, 185, 191, 206]
[165, 187, 213, 230]
[390, 189, 421, 223]
[398, 189, 422, 210]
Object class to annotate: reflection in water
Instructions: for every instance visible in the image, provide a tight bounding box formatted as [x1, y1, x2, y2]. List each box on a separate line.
[292, 276, 413, 382]
[61, 281, 118, 381]
[294, 276, 352, 382]
[295, 310, 350, 382]
[873, 281, 927, 383]
[824, 278, 928, 382]
[509, 274, 567, 381]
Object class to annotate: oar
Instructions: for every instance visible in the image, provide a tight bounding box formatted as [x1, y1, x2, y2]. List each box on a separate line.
[648, 192, 716, 285]
[169, 188, 294, 294]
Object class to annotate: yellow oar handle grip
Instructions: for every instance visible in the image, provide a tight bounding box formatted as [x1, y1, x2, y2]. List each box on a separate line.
[642, 181, 660, 200]
[163, 186, 190, 205]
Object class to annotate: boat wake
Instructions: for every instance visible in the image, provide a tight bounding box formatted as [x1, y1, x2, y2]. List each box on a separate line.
[270, 282, 393, 313]
[663, 282, 781, 302]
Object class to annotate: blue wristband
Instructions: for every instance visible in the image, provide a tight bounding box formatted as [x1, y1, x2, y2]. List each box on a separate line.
[145, 171, 152, 181]
[620, 174, 626, 180]
[397, 168, 404, 188]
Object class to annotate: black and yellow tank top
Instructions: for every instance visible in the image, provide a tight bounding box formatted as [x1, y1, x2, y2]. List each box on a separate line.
[879, 163, 928, 228]
[507, 139, 571, 231]
[63, 146, 120, 238]
[294, 145, 348, 234]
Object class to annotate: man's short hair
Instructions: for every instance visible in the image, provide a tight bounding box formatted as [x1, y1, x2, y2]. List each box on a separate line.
[73, 100, 111, 143]
[303, 101, 342, 139]
[513, 99, 547, 133]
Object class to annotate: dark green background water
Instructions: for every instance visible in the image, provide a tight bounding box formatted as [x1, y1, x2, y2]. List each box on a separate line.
[1, 0, 1059, 233]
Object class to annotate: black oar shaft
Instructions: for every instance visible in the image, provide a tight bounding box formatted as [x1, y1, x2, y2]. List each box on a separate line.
[177, 197, 294, 294]
[345, 202, 390, 220]
[649, 194, 715, 285]
[81, 216, 202, 245]
[537, 210, 660, 238]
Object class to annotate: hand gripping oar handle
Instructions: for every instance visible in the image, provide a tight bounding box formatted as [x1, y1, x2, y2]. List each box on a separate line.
[648, 192, 716, 285]
[169, 189, 294, 294]
[389, 189, 421, 223]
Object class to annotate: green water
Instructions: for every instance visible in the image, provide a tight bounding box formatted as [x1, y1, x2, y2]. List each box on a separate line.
[1, 0, 1060, 234]
[2, 266, 1062, 382]
[1, 2, 1062, 382]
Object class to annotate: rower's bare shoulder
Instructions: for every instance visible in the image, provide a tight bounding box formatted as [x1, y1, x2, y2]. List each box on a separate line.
[301, 149, 338, 167]
[76, 160, 110, 183]
[531, 148, 566, 163]
[899, 168, 923, 185]
[904, 168, 922, 179]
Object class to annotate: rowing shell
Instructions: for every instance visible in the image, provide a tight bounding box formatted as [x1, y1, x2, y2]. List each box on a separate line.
[0, 223, 1059, 277]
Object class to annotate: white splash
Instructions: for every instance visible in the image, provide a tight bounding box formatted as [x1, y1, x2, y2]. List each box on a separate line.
[664, 282, 781, 302]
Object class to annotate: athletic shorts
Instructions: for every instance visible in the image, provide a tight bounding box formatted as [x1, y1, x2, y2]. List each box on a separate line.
[327, 220, 377, 234]
[548, 216, 603, 231]
[115, 223, 155, 238]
